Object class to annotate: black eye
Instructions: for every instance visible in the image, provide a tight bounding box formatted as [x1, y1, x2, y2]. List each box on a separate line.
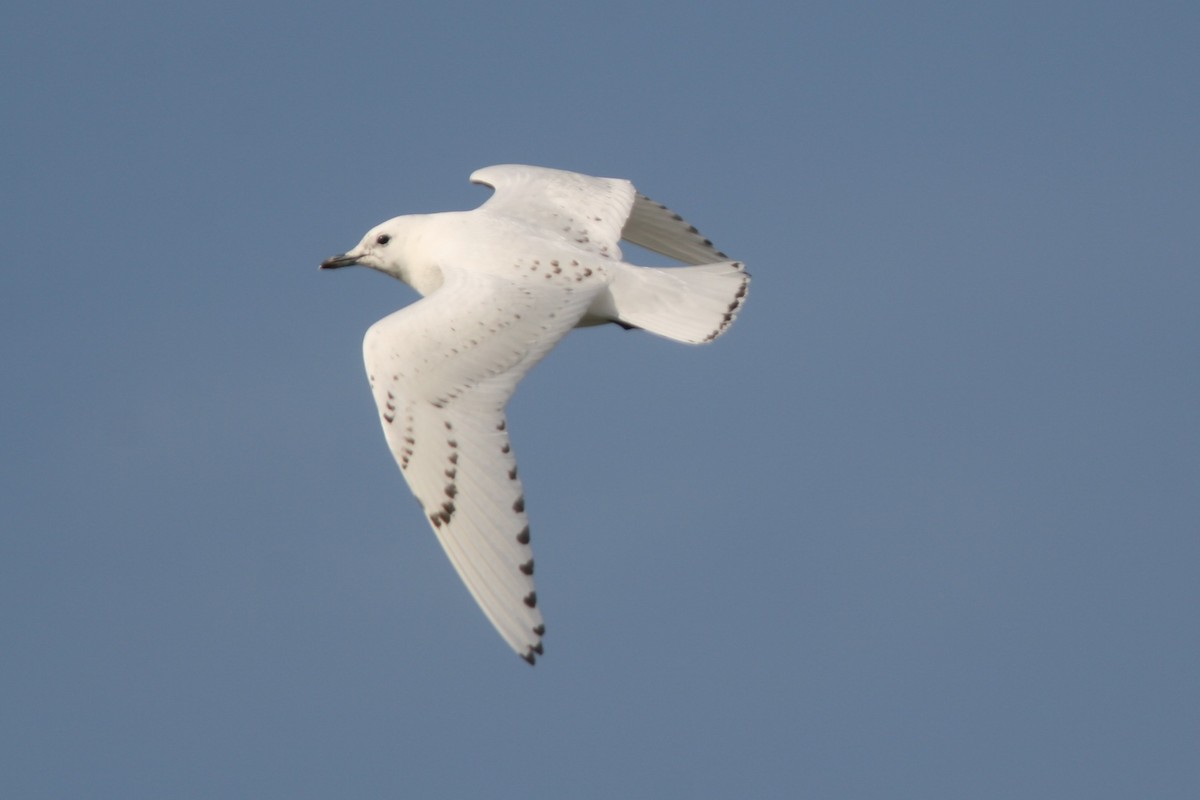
[376, 234, 391, 245]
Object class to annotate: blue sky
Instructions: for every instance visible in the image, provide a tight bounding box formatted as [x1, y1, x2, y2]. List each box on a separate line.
[3, 1, 1198, 797]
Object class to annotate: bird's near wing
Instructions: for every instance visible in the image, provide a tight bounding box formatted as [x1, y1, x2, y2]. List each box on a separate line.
[620, 193, 735, 266]
[362, 266, 595, 664]
[470, 164, 636, 261]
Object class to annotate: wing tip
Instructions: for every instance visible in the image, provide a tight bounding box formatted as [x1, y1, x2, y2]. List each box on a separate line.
[521, 635, 545, 666]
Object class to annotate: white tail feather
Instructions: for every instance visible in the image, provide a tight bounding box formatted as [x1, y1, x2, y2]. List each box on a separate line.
[595, 261, 750, 344]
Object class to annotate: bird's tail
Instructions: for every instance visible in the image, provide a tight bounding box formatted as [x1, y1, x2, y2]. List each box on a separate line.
[597, 261, 750, 344]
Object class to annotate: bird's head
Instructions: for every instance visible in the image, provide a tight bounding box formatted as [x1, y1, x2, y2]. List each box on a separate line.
[320, 215, 424, 281]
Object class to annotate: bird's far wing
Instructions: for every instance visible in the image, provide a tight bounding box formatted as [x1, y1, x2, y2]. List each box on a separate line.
[470, 164, 636, 260]
[620, 193, 735, 266]
[362, 266, 595, 664]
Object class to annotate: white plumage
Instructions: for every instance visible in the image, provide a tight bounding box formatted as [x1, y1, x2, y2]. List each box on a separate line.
[321, 165, 749, 664]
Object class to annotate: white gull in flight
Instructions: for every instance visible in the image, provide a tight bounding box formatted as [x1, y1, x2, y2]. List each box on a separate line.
[321, 164, 749, 664]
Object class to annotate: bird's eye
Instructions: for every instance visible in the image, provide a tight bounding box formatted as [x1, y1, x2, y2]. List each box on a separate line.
[376, 234, 391, 245]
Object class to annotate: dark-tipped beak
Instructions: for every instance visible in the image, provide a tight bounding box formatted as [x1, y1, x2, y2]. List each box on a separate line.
[320, 253, 360, 270]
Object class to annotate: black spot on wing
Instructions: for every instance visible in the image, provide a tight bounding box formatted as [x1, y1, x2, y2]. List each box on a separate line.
[382, 391, 397, 424]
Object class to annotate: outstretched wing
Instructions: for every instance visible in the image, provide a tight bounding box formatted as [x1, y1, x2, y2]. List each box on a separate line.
[621, 193, 734, 266]
[363, 266, 595, 663]
[470, 164, 636, 261]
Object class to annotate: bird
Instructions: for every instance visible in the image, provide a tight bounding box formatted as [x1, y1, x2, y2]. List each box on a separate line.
[321, 164, 749, 665]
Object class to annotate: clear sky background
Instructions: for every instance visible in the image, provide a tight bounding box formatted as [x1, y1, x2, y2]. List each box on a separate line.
[3, 2, 1198, 798]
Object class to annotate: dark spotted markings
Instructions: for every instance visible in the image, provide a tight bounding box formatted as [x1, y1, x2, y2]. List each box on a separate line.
[703, 266, 749, 343]
[523, 638, 545, 665]
[399, 425, 415, 470]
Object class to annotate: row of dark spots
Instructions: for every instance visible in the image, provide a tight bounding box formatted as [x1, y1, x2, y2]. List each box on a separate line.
[676, 213, 720, 253]
[431, 384, 465, 409]
[703, 270, 750, 343]
[521, 255, 601, 282]
[514, 516, 534, 625]
[510, 392, 541, 666]
[523, 625, 546, 665]
[383, 390, 396, 424]
[430, 435, 460, 529]
[400, 423, 415, 470]
[440, 422, 458, 514]
[523, 639, 544, 666]
[654, 198, 730, 259]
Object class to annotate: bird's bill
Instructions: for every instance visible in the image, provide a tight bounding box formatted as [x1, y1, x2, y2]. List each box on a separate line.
[320, 252, 360, 269]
